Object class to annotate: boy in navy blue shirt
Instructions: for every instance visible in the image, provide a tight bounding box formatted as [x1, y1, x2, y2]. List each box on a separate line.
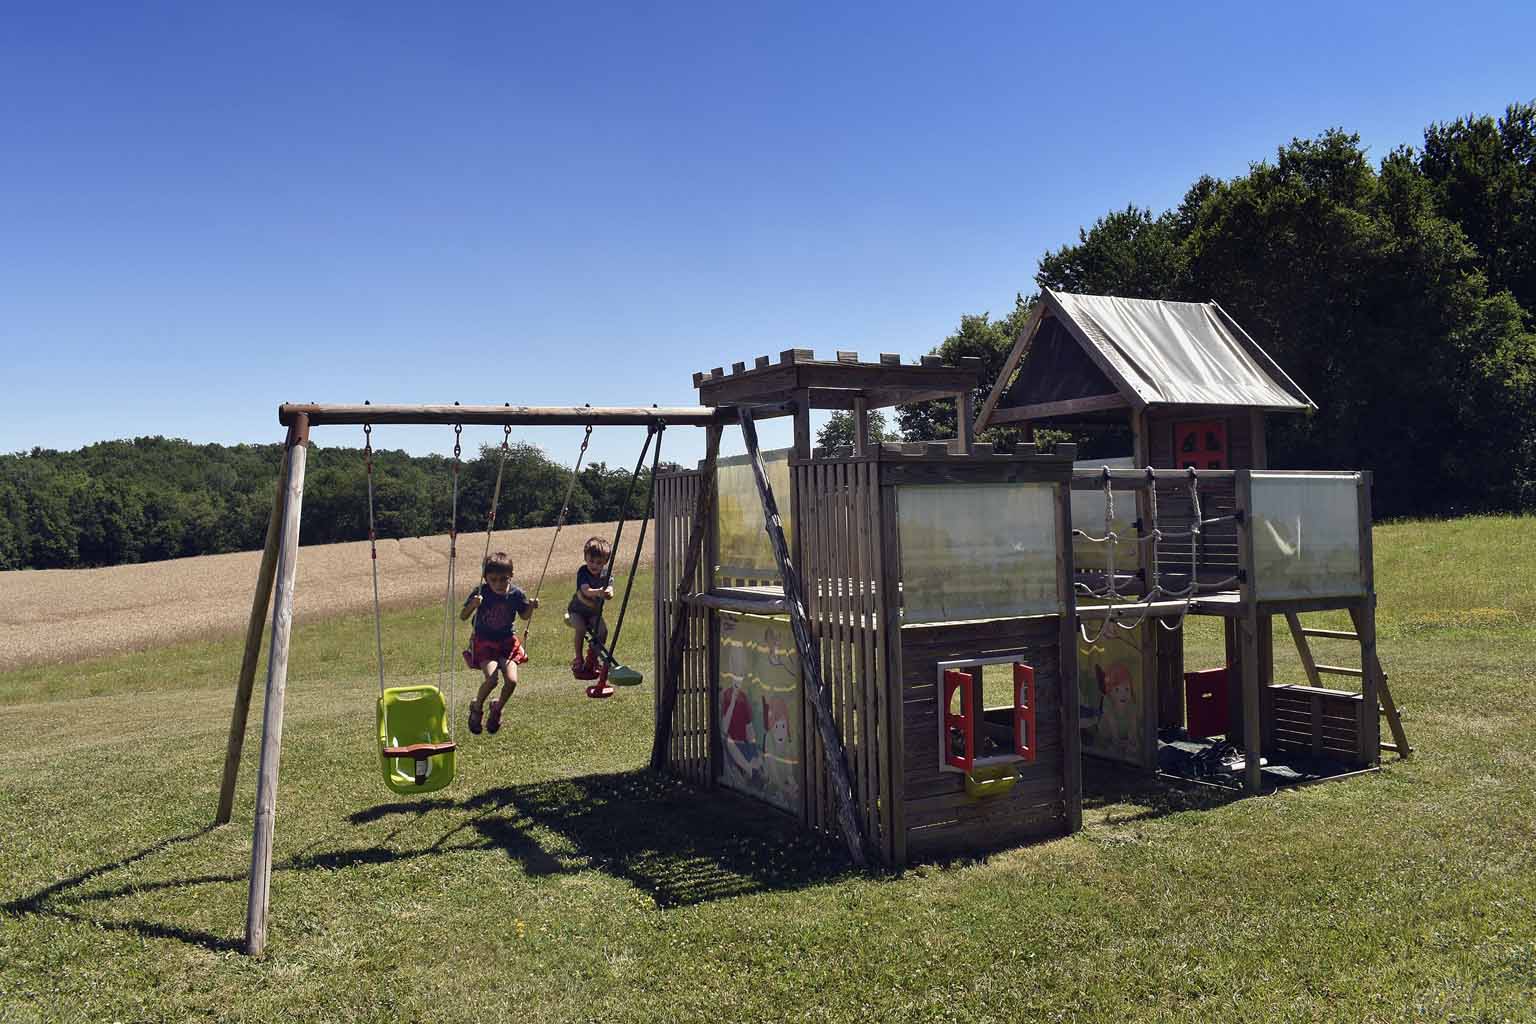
[569, 536, 614, 674]
[461, 551, 538, 734]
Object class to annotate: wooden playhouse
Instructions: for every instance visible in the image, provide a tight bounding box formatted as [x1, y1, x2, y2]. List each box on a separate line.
[649, 352, 1083, 867]
[647, 293, 1409, 867]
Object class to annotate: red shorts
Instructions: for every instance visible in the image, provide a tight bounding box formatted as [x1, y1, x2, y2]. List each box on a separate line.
[464, 634, 526, 670]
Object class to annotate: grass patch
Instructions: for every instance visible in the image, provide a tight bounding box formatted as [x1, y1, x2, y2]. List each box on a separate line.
[3, 518, 1536, 1021]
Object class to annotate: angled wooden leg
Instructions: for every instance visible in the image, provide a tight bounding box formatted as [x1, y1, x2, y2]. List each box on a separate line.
[217, 458, 287, 826]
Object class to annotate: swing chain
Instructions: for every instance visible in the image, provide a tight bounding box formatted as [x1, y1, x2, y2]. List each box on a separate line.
[523, 422, 597, 647]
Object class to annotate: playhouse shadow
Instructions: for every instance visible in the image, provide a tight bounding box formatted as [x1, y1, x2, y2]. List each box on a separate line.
[1081, 757, 1242, 824]
[464, 770, 853, 907]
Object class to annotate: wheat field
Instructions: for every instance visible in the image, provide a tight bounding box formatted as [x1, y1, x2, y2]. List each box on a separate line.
[0, 522, 652, 671]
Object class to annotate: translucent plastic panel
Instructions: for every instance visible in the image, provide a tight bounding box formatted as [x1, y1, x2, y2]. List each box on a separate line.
[1250, 472, 1363, 601]
[1071, 457, 1138, 574]
[715, 449, 793, 583]
[896, 483, 1061, 624]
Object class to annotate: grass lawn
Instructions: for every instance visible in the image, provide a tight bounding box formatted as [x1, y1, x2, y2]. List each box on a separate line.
[3, 517, 1535, 1022]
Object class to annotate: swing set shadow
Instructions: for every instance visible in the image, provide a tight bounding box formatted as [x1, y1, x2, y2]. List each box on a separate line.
[3, 771, 852, 954]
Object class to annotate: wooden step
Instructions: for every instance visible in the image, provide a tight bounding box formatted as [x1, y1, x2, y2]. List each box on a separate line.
[1300, 628, 1359, 640]
[1315, 664, 1364, 677]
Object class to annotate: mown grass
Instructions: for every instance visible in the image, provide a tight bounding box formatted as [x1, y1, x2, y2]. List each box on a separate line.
[3, 518, 1535, 1022]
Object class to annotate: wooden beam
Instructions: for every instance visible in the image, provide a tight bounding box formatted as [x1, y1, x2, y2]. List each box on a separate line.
[277, 403, 732, 427]
[651, 425, 722, 771]
[974, 300, 1047, 433]
[216, 454, 287, 826]
[987, 393, 1131, 424]
[682, 590, 786, 615]
[852, 396, 870, 457]
[245, 414, 310, 956]
[738, 407, 867, 866]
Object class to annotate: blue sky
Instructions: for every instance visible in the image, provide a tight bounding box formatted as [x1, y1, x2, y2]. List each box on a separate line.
[3, 1, 1532, 469]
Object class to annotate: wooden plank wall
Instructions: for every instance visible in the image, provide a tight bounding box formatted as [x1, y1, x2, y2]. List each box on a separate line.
[654, 470, 713, 786]
[792, 459, 894, 863]
[899, 617, 1068, 862]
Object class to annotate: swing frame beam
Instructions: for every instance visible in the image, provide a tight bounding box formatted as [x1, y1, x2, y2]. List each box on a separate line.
[223, 401, 808, 955]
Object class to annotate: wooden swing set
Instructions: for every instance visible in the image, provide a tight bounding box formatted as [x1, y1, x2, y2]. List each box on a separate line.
[216, 400, 810, 955]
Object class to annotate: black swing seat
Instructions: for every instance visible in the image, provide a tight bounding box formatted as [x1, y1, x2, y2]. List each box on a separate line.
[381, 741, 458, 759]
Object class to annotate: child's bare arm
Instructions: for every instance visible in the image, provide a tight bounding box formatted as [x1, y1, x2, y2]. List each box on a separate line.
[518, 597, 540, 620]
[460, 590, 481, 621]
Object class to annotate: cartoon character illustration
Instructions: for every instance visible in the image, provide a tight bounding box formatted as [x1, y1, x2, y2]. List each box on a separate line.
[1081, 660, 1140, 760]
[721, 676, 765, 789]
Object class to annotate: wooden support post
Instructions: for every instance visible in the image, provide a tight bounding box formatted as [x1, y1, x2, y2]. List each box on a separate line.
[1236, 470, 1262, 792]
[244, 414, 310, 956]
[1353, 473, 1382, 765]
[216, 454, 288, 826]
[651, 424, 722, 771]
[1055, 479, 1083, 831]
[739, 407, 866, 866]
[852, 396, 870, 457]
[956, 392, 974, 453]
[792, 389, 812, 460]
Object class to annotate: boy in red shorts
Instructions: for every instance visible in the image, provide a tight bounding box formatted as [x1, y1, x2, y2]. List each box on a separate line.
[461, 551, 538, 734]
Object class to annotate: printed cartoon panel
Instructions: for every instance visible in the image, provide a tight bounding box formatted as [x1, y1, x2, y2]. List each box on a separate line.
[717, 611, 802, 814]
[1078, 621, 1147, 765]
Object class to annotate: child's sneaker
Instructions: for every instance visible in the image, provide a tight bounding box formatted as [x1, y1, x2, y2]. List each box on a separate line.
[468, 700, 483, 735]
[487, 700, 504, 734]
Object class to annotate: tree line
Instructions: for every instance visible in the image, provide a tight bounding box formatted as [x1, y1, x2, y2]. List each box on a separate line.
[7, 103, 1534, 568]
[862, 102, 1535, 518]
[0, 436, 678, 570]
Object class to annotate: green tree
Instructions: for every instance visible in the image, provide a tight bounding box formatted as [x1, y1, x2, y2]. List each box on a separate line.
[815, 409, 896, 451]
[1421, 102, 1536, 315]
[896, 298, 1038, 446]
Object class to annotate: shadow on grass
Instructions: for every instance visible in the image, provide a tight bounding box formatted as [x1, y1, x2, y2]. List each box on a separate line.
[2, 770, 853, 952]
[1081, 757, 1242, 824]
[463, 770, 853, 907]
[1, 825, 244, 952]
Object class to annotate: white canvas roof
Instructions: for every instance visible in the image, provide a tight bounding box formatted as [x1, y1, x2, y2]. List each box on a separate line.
[1045, 290, 1314, 411]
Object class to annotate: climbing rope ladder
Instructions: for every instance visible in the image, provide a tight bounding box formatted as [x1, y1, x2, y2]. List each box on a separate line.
[1073, 466, 1242, 645]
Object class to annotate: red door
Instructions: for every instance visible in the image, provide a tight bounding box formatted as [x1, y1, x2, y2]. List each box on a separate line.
[1173, 420, 1227, 470]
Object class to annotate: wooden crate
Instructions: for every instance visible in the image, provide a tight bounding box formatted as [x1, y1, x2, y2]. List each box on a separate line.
[1261, 684, 1368, 765]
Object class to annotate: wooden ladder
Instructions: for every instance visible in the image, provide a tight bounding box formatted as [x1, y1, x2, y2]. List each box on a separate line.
[1283, 611, 1411, 758]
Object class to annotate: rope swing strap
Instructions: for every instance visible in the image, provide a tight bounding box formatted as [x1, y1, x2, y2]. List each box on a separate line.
[602, 421, 664, 670]
[524, 422, 595, 646]
[364, 422, 386, 697]
[480, 424, 514, 569]
[437, 423, 462, 738]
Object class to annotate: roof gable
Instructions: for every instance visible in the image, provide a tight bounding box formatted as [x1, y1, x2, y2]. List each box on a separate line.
[979, 290, 1315, 428]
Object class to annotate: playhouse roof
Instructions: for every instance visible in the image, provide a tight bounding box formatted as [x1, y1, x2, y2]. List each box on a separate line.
[978, 290, 1315, 428]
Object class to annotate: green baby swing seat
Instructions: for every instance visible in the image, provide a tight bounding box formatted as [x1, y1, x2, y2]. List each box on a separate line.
[377, 685, 457, 795]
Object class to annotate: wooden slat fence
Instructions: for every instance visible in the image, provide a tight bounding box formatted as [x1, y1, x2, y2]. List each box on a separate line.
[793, 459, 894, 863]
[654, 469, 713, 786]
